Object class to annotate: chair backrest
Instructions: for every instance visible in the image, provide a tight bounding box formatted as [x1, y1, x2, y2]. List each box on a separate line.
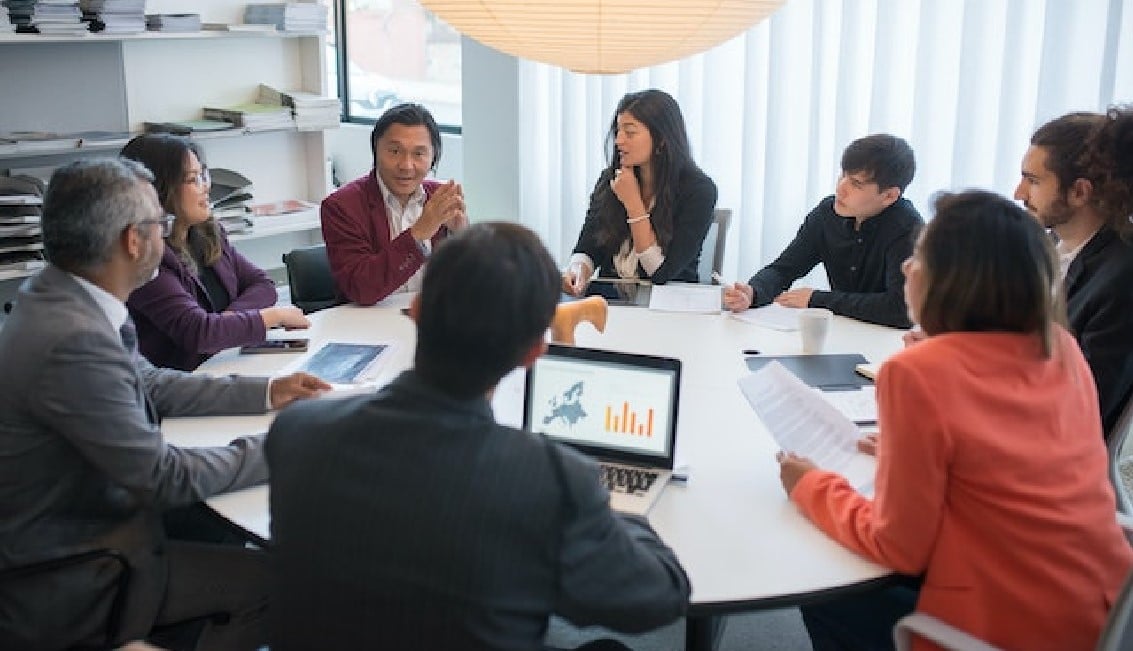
[1108, 396, 1133, 516]
[698, 208, 732, 284]
[282, 244, 343, 314]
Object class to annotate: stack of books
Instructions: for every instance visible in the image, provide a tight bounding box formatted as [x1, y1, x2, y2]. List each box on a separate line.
[80, 0, 143, 33]
[145, 12, 200, 32]
[0, 176, 46, 276]
[243, 2, 327, 32]
[202, 102, 294, 131]
[257, 84, 340, 131]
[248, 198, 317, 231]
[209, 168, 254, 236]
[3, 0, 35, 32]
[29, 0, 88, 35]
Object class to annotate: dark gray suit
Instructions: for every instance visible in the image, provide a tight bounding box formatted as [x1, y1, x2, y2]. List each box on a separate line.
[0, 265, 271, 648]
[267, 370, 690, 651]
[1065, 226, 1133, 437]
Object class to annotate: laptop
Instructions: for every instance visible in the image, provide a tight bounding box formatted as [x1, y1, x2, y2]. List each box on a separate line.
[523, 344, 681, 515]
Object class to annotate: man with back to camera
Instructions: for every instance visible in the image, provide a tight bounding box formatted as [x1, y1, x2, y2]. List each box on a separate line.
[722, 134, 923, 328]
[321, 102, 468, 305]
[266, 222, 690, 650]
[0, 159, 330, 650]
[1013, 109, 1133, 437]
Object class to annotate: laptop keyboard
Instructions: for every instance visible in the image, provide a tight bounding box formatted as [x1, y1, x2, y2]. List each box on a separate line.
[599, 464, 659, 495]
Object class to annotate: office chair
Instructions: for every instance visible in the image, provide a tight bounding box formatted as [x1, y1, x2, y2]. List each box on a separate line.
[892, 516, 1133, 651]
[0, 548, 131, 650]
[697, 208, 732, 284]
[1109, 396, 1133, 516]
[282, 244, 343, 314]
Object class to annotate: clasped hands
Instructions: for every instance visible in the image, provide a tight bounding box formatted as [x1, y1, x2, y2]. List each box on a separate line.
[410, 180, 467, 242]
[722, 285, 816, 312]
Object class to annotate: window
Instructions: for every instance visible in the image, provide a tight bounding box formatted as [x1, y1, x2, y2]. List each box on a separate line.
[329, 0, 462, 130]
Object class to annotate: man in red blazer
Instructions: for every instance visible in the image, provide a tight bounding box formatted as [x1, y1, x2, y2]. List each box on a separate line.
[321, 103, 467, 305]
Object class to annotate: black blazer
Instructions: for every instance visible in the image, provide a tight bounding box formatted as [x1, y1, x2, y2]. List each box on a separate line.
[571, 165, 718, 284]
[1065, 226, 1133, 437]
[266, 370, 690, 650]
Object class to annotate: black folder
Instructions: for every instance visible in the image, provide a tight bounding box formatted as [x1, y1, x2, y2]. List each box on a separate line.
[744, 353, 872, 391]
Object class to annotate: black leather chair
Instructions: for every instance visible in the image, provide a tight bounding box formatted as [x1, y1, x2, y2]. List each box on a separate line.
[0, 548, 131, 650]
[282, 244, 344, 314]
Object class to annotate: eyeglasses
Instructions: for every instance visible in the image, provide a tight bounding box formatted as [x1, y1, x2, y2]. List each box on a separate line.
[183, 168, 210, 189]
[135, 214, 176, 238]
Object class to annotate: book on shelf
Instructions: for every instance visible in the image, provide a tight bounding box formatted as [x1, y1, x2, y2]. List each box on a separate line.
[3, 132, 82, 153]
[145, 13, 201, 32]
[243, 2, 328, 32]
[0, 237, 44, 254]
[257, 84, 340, 130]
[0, 223, 41, 238]
[249, 199, 316, 218]
[144, 119, 237, 136]
[202, 103, 295, 131]
[0, 251, 46, 273]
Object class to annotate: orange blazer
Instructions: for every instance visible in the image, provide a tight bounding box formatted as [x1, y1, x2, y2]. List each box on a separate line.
[792, 328, 1132, 651]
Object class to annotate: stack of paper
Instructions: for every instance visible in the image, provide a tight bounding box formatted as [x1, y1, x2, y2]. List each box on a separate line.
[0, 181, 45, 275]
[257, 84, 340, 130]
[202, 103, 295, 131]
[243, 2, 328, 32]
[30, 0, 87, 35]
[209, 168, 255, 236]
[647, 282, 722, 313]
[145, 12, 200, 32]
[79, 0, 142, 32]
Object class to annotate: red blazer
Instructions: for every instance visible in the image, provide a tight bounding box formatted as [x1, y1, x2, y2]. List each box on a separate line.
[321, 172, 446, 305]
[792, 328, 1133, 651]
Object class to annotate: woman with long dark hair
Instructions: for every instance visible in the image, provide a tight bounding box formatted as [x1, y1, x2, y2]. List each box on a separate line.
[122, 134, 309, 370]
[563, 89, 717, 296]
[780, 190, 1133, 650]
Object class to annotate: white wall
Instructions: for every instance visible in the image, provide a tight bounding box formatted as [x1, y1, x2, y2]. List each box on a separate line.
[325, 124, 462, 189]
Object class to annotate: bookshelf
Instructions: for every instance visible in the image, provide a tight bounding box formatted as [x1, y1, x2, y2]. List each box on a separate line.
[0, 29, 333, 321]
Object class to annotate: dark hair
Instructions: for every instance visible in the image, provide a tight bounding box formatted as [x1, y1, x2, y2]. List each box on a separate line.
[841, 134, 916, 193]
[42, 158, 155, 273]
[414, 222, 560, 399]
[591, 89, 698, 250]
[1083, 104, 1133, 235]
[120, 133, 221, 270]
[370, 103, 442, 170]
[917, 190, 1063, 356]
[1030, 112, 1103, 194]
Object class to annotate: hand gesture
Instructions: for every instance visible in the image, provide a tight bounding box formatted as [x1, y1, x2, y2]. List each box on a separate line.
[902, 326, 927, 348]
[269, 372, 332, 410]
[411, 180, 465, 241]
[261, 306, 311, 330]
[562, 259, 593, 297]
[857, 433, 879, 456]
[610, 166, 645, 216]
[776, 450, 818, 495]
[722, 282, 754, 312]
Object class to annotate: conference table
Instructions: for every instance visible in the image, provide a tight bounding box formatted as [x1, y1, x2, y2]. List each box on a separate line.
[162, 291, 907, 650]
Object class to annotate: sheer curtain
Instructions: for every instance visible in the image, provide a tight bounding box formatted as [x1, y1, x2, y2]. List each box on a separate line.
[516, 0, 1133, 281]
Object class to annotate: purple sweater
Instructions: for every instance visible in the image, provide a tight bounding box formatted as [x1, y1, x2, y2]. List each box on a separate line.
[127, 230, 278, 370]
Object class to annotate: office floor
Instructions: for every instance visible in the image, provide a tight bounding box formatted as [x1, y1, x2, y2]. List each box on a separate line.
[545, 609, 812, 651]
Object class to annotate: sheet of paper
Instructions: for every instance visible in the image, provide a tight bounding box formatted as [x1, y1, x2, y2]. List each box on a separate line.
[738, 361, 873, 488]
[818, 386, 878, 425]
[729, 303, 800, 331]
[647, 282, 721, 313]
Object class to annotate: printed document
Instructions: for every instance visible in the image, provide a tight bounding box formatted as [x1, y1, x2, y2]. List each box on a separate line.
[647, 282, 721, 313]
[738, 361, 874, 488]
[729, 303, 800, 331]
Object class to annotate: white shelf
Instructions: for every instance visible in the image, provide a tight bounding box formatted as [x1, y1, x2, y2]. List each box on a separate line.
[229, 218, 321, 241]
[0, 30, 327, 45]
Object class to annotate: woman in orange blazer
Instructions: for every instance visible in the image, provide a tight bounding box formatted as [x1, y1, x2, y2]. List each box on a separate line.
[779, 190, 1133, 651]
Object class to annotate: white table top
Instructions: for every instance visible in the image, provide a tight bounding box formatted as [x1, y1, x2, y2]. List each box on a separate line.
[162, 296, 907, 610]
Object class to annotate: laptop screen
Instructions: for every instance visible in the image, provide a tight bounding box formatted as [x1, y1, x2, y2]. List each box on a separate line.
[523, 344, 680, 466]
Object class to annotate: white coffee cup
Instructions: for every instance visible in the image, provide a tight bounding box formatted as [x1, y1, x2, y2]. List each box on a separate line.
[798, 308, 833, 354]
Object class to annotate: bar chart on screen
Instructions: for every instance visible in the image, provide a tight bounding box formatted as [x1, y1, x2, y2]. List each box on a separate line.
[605, 402, 655, 437]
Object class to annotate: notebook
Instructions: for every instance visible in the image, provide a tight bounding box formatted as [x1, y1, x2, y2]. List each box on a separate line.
[744, 353, 872, 391]
[523, 344, 681, 515]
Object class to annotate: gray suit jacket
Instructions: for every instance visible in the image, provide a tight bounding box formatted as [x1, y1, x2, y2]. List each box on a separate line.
[0, 265, 270, 647]
[267, 370, 691, 650]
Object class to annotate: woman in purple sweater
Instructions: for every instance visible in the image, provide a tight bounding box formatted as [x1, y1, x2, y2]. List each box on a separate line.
[122, 134, 309, 370]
